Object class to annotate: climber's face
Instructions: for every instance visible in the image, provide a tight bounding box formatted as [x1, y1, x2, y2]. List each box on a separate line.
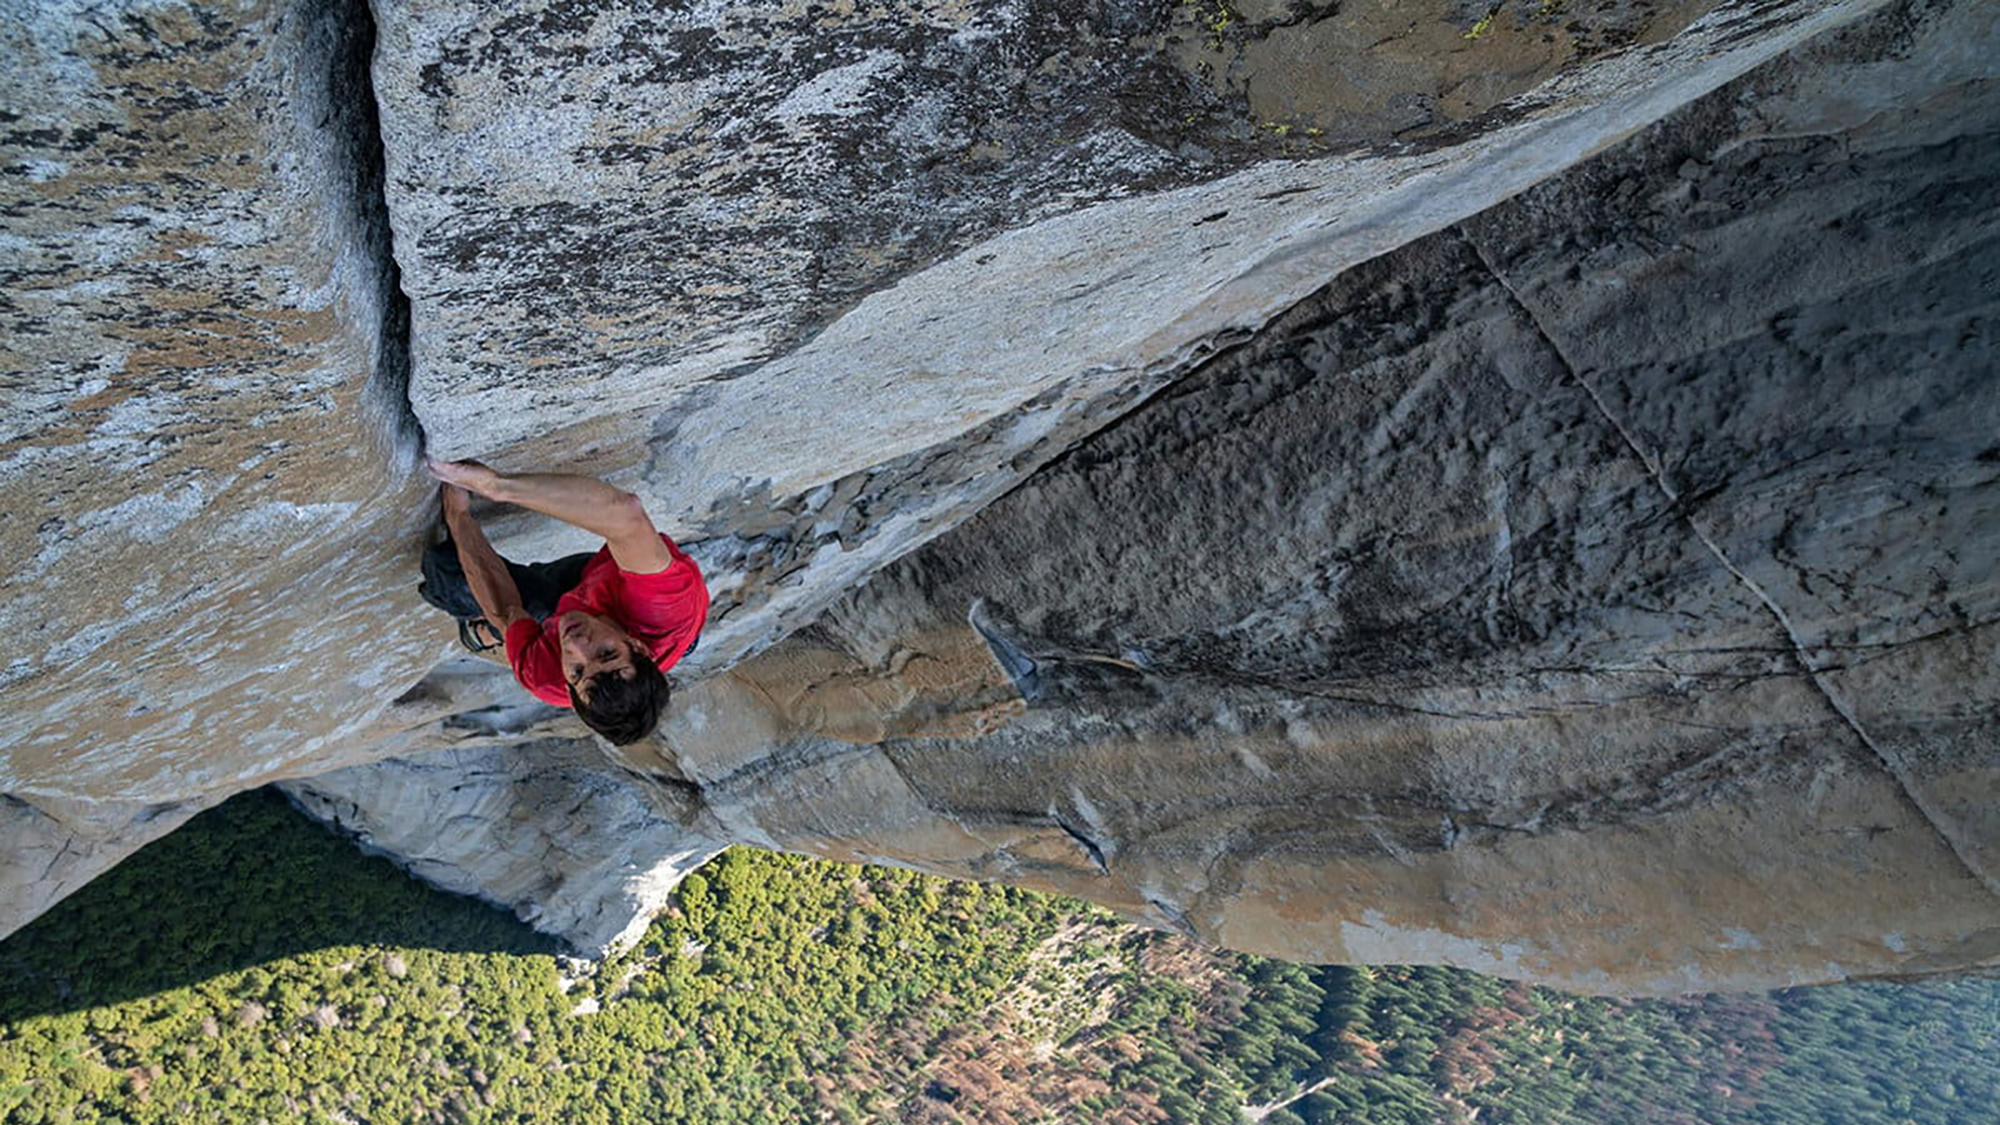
[557, 611, 642, 701]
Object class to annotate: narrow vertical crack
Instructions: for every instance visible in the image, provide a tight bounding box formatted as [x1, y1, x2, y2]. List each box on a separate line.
[301, 0, 424, 464]
[1464, 230, 2000, 903]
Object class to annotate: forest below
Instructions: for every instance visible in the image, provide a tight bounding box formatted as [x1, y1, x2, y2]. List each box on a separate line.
[2, 790, 1995, 1124]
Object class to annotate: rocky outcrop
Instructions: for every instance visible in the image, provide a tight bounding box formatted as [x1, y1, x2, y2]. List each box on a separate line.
[379, 0, 1884, 667]
[5, 0, 1995, 994]
[1, 0, 440, 800]
[0, 793, 211, 938]
[279, 737, 722, 955]
[650, 0, 2000, 993]
[4, 0, 1857, 781]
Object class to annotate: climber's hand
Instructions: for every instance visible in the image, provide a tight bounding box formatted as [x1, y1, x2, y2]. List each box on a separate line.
[426, 456, 503, 499]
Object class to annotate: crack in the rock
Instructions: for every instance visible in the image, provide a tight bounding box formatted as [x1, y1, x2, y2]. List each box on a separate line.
[1146, 896, 1201, 940]
[1052, 814, 1112, 875]
[39, 835, 81, 886]
[1463, 230, 2000, 904]
[304, 0, 424, 465]
[1188, 662, 1684, 724]
[691, 738, 878, 798]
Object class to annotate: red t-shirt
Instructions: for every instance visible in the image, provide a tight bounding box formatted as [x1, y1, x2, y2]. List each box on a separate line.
[504, 534, 710, 708]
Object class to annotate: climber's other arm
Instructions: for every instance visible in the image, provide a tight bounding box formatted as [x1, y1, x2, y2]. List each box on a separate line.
[439, 484, 530, 632]
[426, 458, 675, 575]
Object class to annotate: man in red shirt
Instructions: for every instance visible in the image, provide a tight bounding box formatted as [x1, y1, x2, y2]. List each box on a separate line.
[422, 458, 709, 745]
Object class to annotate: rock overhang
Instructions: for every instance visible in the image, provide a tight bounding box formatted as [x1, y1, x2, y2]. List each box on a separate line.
[5, 0, 1997, 995]
[379, 0, 1896, 674]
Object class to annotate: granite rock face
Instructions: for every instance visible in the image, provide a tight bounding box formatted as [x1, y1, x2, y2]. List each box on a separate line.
[278, 738, 722, 955]
[379, 0, 1881, 668]
[647, 0, 2000, 993]
[5, 0, 1997, 994]
[0, 792, 211, 939]
[0, 0, 439, 800]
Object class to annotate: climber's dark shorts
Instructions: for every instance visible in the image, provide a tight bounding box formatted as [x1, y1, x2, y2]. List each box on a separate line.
[417, 534, 595, 628]
[418, 534, 699, 659]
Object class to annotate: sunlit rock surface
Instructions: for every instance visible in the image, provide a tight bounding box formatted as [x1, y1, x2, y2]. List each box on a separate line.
[4, 0, 1996, 993]
[0, 0, 439, 800]
[650, 0, 2000, 993]
[380, 0, 1880, 667]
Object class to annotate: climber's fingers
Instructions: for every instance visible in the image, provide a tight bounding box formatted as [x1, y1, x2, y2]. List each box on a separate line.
[425, 456, 500, 497]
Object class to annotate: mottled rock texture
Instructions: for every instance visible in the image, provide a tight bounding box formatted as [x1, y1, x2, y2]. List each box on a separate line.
[1, 0, 438, 799]
[381, 0, 1880, 668]
[278, 738, 722, 955]
[5, 0, 1996, 994]
[647, 0, 2000, 993]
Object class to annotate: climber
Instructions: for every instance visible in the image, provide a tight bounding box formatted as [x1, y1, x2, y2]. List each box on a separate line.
[417, 457, 709, 746]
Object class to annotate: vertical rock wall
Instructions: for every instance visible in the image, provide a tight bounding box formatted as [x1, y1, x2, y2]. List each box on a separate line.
[648, 0, 2000, 993]
[6, 0, 1994, 994]
[378, 0, 1885, 669]
[0, 0, 457, 937]
[1, 0, 437, 802]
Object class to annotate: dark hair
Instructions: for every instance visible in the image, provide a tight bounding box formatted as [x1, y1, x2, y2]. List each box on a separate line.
[569, 651, 670, 745]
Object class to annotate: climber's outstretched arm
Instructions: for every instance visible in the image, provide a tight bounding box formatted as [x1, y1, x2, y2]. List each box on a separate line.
[440, 485, 529, 631]
[426, 458, 674, 575]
